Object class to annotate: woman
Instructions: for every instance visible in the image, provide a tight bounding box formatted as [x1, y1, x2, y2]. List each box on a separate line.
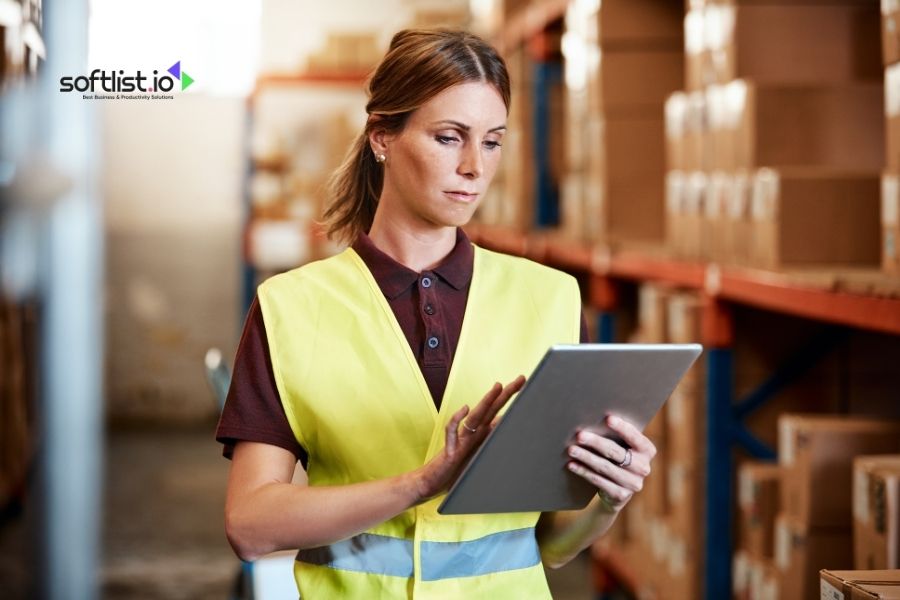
[217, 28, 656, 599]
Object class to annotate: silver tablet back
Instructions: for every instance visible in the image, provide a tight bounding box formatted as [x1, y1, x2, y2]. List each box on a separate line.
[438, 343, 702, 515]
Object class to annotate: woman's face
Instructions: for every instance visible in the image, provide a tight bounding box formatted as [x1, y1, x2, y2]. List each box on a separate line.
[374, 81, 507, 231]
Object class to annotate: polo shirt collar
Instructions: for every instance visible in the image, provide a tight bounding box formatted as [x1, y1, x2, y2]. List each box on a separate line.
[351, 228, 474, 299]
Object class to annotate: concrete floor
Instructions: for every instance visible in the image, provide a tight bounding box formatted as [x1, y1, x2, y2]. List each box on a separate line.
[1, 425, 594, 599]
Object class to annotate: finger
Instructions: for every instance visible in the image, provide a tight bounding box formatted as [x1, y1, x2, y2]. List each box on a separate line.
[574, 430, 629, 464]
[445, 405, 469, 452]
[606, 415, 656, 456]
[465, 382, 503, 426]
[567, 461, 634, 507]
[567, 445, 644, 493]
[482, 375, 525, 425]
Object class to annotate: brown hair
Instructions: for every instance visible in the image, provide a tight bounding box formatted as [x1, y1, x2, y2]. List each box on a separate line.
[322, 29, 511, 244]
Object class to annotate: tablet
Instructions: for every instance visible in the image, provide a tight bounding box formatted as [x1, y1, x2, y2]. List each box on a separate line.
[437, 343, 702, 515]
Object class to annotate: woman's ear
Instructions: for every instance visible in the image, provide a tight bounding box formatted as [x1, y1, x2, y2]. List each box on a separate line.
[368, 126, 393, 157]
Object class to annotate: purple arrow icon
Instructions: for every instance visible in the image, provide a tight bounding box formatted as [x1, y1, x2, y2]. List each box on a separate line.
[167, 61, 181, 79]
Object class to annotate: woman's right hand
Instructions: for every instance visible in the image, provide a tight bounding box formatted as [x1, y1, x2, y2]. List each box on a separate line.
[411, 375, 526, 502]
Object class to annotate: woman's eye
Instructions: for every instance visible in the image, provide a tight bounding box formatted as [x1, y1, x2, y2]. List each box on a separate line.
[435, 135, 460, 144]
[484, 140, 502, 150]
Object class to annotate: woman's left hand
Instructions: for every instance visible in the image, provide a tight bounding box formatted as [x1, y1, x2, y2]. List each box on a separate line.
[565, 414, 657, 513]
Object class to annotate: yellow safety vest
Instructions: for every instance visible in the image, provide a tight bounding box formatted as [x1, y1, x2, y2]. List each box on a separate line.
[257, 242, 581, 599]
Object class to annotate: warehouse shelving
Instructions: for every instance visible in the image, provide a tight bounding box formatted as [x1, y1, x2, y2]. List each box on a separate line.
[242, 70, 369, 312]
[465, 221, 900, 598]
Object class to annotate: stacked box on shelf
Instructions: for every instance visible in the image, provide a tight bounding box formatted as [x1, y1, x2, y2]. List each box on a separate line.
[821, 569, 900, 600]
[885, 8, 900, 276]
[853, 455, 900, 570]
[662, 292, 705, 600]
[667, 2, 884, 269]
[615, 287, 706, 600]
[776, 415, 900, 599]
[562, 0, 684, 244]
[487, 46, 533, 228]
[733, 462, 781, 600]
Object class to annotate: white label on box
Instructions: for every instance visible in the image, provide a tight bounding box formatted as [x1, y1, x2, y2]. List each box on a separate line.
[739, 466, 754, 510]
[854, 467, 871, 525]
[820, 578, 845, 600]
[666, 171, 686, 214]
[751, 169, 779, 222]
[775, 519, 790, 570]
[732, 552, 749, 595]
[723, 80, 748, 129]
[887, 64, 900, 117]
[779, 419, 795, 466]
[883, 175, 900, 227]
[685, 10, 705, 55]
[666, 93, 687, 139]
[761, 574, 779, 600]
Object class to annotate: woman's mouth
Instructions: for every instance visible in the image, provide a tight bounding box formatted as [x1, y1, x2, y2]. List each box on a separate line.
[444, 191, 479, 203]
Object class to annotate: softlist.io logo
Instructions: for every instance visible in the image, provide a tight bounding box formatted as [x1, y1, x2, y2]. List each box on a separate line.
[60, 60, 195, 100]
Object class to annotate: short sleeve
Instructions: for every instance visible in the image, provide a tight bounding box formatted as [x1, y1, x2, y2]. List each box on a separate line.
[215, 295, 308, 467]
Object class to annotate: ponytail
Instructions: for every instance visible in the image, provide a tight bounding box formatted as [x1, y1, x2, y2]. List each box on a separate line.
[322, 132, 382, 245]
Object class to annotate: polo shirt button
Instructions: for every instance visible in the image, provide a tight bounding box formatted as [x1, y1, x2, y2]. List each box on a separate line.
[427, 336, 439, 349]
[424, 304, 435, 315]
[421, 277, 432, 288]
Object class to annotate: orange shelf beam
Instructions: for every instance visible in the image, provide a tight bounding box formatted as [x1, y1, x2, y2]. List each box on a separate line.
[467, 223, 900, 337]
[716, 268, 900, 336]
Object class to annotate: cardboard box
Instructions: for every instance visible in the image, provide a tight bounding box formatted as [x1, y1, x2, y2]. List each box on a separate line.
[664, 528, 701, 600]
[702, 171, 730, 262]
[685, 91, 708, 172]
[682, 171, 707, 260]
[684, 9, 711, 91]
[665, 92, 688, 171]
[666, 458, 703, 538]
[778, 415, 900, 529]
[884, 0, 900, 66]
[733, 81, 885, 171]
[559, 172, 585, 240]
[725, 170, 753, 266]
[821, 569, 900, 600]
[884, 173, 900, 274]
[749, 169, 881, 269]
[705, 3, 881, 86]
[853, 456, 900, 570]
[734, 549, 751, 600]
[595, 0, 684, 48]
[705, 84, 735, 171]
[738, 461, 781, 560]
[886, 64, 900, 172]
[594, 48, 684, 116]
[775, 514, 853, 600]
[586, 116, 667, 242]
[666, 170, 687, 256]
[665, 291, 705, 389]
[748, 557, 780, 600]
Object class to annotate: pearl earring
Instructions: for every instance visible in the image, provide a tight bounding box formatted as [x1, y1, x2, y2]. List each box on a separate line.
[375, 153, 386, 164]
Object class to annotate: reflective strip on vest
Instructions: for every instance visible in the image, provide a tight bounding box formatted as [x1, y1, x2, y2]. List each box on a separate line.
[420, 527, 541, 581]
[296, 528, 541, 581]
[296, 533, 414, 577]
